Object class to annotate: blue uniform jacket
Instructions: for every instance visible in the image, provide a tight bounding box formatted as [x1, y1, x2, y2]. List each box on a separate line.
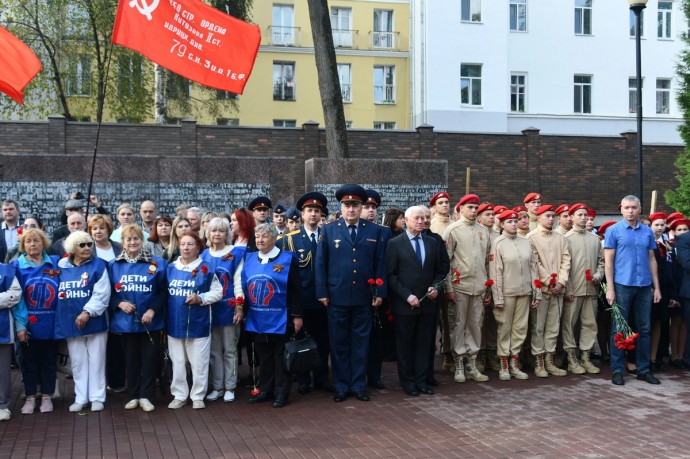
[315, 218, 387, 306]
[278, 228, 321, 310]
[12, 253, 59, 340]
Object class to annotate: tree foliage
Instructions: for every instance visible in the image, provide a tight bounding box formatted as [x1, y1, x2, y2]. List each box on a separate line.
[668, 0, 690, 213]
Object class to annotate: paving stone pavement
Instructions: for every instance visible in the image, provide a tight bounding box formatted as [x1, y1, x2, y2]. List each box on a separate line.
[2, 360, 690, 458]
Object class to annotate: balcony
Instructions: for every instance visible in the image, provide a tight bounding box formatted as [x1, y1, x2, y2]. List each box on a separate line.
[369, 31, 399, 50]
[374, 85, 396, 104]
[341, 84, 351, 103]
[268, 26, 301, 47]
[332, 29, 358, 48]
[273, 80, 296, 101]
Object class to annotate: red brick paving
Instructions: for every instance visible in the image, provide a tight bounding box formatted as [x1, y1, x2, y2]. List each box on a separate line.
[2, 360, 690, 458]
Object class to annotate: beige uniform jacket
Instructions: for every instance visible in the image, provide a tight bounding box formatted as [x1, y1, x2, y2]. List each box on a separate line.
[564, 227, 604, 297]
[489, 233, 542, 304]
[528, 214, 538, 231]
[555, 225, 569, 237]
[430, 214, 451, 236]
[527, 224, 571, 293]
[443, 216, 490, 295]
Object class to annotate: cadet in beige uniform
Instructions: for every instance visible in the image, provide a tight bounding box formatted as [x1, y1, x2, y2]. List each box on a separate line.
[514, 206, 531, 239]
[563, 203, 603, 374]
[429, 192, 452, 236]
[443, 194, 491, 383]
[527, 204, 571, 377]
[476, 203, 500, 372]
[554, 204, 572, 237]
[490, 210, 541, 380]
[524, 193, 542, 231]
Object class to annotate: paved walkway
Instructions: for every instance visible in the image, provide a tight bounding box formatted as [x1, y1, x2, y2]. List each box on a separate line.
[2, 360, 690, 458]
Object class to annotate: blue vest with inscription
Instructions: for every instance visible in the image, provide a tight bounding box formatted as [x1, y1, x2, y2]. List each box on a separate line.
[12, 256, 59, 340]
[108, 257, 167, 333]
[201, 246, 246, 327]
[166, 261, 215, 339]
[242, 250, 291, 335]
[54, 257, 108, 339]
[0, 264, 17, 343]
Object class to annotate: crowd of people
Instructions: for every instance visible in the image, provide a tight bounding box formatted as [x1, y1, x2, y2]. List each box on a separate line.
[0, 185, 688, 420]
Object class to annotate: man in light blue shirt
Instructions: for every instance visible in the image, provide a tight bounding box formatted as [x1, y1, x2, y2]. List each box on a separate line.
[604, 195, 661, 386]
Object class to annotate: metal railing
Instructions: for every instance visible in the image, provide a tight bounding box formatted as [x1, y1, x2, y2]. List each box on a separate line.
[268, 26, 301, 46]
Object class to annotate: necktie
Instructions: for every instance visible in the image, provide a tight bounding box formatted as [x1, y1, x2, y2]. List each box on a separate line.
[349, 224, 356, 242]
[413, 236, 423, 265]
[310, 232, 317, 251]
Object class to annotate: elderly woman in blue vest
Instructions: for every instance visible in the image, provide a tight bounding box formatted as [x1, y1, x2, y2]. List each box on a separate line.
[108, 224, 167, 413]
[55, 231, 111, 413]
[0, 262, 24, 421]
[166, 231, 222, 410]
[201, 217, 245, 404]
[242, 223, 303, 408]
[12, 228, 60, 415]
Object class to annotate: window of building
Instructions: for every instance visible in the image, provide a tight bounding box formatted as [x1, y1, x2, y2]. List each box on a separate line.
[273, 62, 295, 101]
[346, 121, 353, 128]
[373, 9, 394, 48]
[65, 4, 89, 37]
[166, 72, 190, 99]
[338, 64, 352, 102]
[656, 78, 671, 114]
[331, 7, 353, 47]
[217, 118, 240, 126]
[574, 75, 592, 114]
[373, 65, 395, 103]
[509, 0, 527, 32]
[461, 0, 482, 22]
[117, 54, 145, 97]
[574, 0, 592, 35]
[272, 4, 295, 46]
[374, 122, 396, 130]
[65, 54, 92, 96]
[628, 77, 643, 113]
[630, 9, 645, 37]
[510, 73, 526, 112]
[216, 90, 238, 100]
[460, 64, 482, 106]
[273, 120, 297, 127]
[658, 2, 672, 39]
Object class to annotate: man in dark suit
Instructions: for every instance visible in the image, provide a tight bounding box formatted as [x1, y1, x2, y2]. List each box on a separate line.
[386, 206, 446, 396]
[672, 227, 690, 369]
[0, 200, 21, 263]
[315, 184, 387, 403]
[278, 192, 331, 394]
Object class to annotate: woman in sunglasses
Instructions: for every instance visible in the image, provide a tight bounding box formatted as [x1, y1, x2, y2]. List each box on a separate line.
[55, 231, 111, 413]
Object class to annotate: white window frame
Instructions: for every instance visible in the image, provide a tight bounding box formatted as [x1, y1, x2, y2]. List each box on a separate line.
[574, 74, 592, 114]
[658, 2, 672, 39]
[373, 9, 394, 48]
[656, 78, 671, 114]
[273, 120, 297, 127]
[461, 0, 482, 23]
[273, 62, 296, 101]
[574, 0, 592, 35]
[337, 64, 352, 103]
[117, 54, 145, 97]
[628, 77, 643, 113]
[373, 65, 396, 104]
[272, 4, 295, 46]
[460, 64, 482, 106]
[331, 7, 353, 48]
[510, 73, 526, 112]
[373, 122, 396, 130]
[66, 54, 92, 97]
[509, 0, 527, 32]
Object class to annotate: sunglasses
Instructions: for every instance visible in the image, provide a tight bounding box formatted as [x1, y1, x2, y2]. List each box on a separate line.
[76, 242, 93, 248]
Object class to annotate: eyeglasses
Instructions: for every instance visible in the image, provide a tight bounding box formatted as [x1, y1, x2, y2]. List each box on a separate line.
[76, 242, 93, 248]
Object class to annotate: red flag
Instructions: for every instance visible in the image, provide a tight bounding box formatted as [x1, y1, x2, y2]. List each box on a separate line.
[112, 0, 260, 95]
[0, 26, 42, 105]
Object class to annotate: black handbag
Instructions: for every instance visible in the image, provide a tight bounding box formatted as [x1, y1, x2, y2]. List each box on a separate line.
[283, 331, 321, 374]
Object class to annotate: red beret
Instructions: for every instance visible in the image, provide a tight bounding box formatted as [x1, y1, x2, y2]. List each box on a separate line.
[524, 192, 542, 204]
[587, 208, 597, 218]
[430, 191, 450, 207]
[477, 203, 494, 215]
[598, 220, 616, 235]
[535, 204, 555, 215]
[555, 204, 570, 216]
[513, 205, 528, 213]
[667, 212, 685, 224]
[493, 205, 508, 214]
[670, 219, 690, 231]
[458, 194, 480, 206]
[454, 202, 462, 213]
[496, 209, 519, 221]
[649, 212, 667, 222]
[568, 203, 589, 216]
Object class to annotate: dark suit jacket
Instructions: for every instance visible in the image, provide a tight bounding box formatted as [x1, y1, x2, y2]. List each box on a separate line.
[278, 227, 321, 309]
[386, 232, 446, 315]
[674, 232, 690, 299]
[0, 220, 22, 264]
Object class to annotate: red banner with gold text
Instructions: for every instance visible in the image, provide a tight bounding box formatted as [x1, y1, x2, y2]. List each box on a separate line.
[112, 0, 260, 94]
[0, 26, 42, 105]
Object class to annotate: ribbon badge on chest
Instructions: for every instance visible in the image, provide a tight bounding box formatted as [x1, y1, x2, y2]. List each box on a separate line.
[334, 239, 341, 249]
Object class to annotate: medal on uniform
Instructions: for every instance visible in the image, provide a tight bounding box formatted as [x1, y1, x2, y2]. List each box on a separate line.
[334, 239, 341, 249]
[80, 271, 89, 287]
[148, 260, 158, 275]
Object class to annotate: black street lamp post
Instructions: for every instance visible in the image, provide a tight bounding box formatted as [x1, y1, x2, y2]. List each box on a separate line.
[630, 0, 647, 206]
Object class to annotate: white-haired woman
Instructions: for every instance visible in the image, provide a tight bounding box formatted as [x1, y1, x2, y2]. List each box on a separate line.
[55, 231, 111, 412]
[201, 218, 245, 403]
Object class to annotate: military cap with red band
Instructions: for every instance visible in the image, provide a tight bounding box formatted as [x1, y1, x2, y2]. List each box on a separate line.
[568, 203, 589, 216]
[430, 191, 450, 207]
[496, 209, 519, 221]
[296, 191, 328, 211]
[335, 184, 367, 203]
[524, 192, 542, 204]
[535, 204, 555, 215]
[458, 194, 480, 206]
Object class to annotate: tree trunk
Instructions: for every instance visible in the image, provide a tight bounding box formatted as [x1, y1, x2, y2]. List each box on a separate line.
[155, 64, 166, 124]
[307, 0, 349, 159]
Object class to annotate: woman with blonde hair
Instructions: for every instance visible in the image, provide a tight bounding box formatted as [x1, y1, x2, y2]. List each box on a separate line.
[166, 216, 191, 262]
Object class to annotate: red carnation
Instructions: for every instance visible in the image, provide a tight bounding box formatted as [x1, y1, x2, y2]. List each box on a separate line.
[549, 277, 557, 286]
[585, 269, 593, 282]
[375, 278, 384, 287]
[28, 315, 38, 324]
[235, 296, 244, 305]
[551, 273, 557, 278]
[614, 332, 624, 341]
[58, 292, 66, 299]
[200, 265, 208, 275]
[251, 388, 261, 396]
[115, 282, 124, 292]
[367, 278, 375, 285]
[485, 279, 494, 288]
[534, 279, 542, 289]
[452, 269, 461, 285]
[17, 227, 23, 235]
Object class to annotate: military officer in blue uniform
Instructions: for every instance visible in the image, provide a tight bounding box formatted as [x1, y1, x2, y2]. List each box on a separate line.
[273, 204, 288, 236]
[315, 184, 388, 402]
[285, 206, 302, 233]
[279, 192, 331, 394]
[248, 197, 272, 226]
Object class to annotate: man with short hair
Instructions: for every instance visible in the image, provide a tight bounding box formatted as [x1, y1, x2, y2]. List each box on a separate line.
[554, 204, 572, 236]
[605, 195, 662, 386]
[0, 200, 21, 263]
[284, 206, 302, 233]
[248, 197, 272, 225]
[48, 213, 86, 257]
[273, 205, 287, 235]
[187, 207, 201, 232]
[139, 200, 156, 233]
[362, 189, 381, 224]
[524, 193, 542, 231]
[175, 203, 190, 218]
[476, 203, 499, 372]
[429, 192, 451, 236]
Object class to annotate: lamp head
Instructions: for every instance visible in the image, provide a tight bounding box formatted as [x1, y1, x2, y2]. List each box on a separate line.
[628, 0, 648, 8]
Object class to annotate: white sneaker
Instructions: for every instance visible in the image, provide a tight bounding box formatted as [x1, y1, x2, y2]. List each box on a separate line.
[124, 399, 139, 410]
[192, 400, 205, 409]
[223, 390, 235, 403]
[91, 401, 104, 412]
[69, 402, 85, 412]
[206, 390, 223, 401]
[168, 399, 187, 410]
[0, 408, 10, 421]
[139, 398, 155, 412]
